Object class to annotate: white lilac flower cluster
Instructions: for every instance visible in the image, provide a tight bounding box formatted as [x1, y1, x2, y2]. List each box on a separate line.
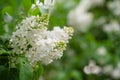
[103, 20, 120, 33]
[67, 0, 104, 32]
[83, 60, 102, 75]
[67, 1, 93, 32]
[31, 0, 55, 15]
[84, 60, 120, 79]
[10, 14, 73, 65]
[96, 46, 107, 56]
[103, 63, 120, 79]
[68, 0, 120, 33]
[36, 0, 55, 9]
[108, 0, 120, 16]
[36, 0, 55, 14]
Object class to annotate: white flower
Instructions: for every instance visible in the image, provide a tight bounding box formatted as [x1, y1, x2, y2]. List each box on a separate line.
[35, 0, 55, 14]
[103, 65, 113, 74]
[108, 0, 120, 16]
[67, 0, 106, 33]
[10, 14, 73, 65]
[95, 17, 106, 26]
[36, 0, 55, 11]
[67, 3, 93, 32]
[88, 0, 104, 7]
[103, 63, 120, 79]
[103, 20, 120, 33]
[111, 63, 120, 79]
[78, 0, 104, 10]
[83, 60, 101, 75]
[4, 13, 13, 23]
[96, 46, 107, 56]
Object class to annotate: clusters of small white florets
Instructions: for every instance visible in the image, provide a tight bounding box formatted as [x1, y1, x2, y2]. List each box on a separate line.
[67, 0, 105, 32]
[36, 0, 55, 14]
[108, 0, 120, 16]
[103, 20, 120, 33]
[36, 0, 55, 9]
[84, 60, 102, 75]
[67, 0, 93, 32]
[103, 63, 120, 79]
[68, 0, 120, 33]
[10, 14, 73, 65]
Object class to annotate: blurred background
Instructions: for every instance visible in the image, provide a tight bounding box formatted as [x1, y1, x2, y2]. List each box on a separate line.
[1, 0, 120, 80]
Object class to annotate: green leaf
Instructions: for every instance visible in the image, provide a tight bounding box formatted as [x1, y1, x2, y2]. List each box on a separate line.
[40, 0, 44, 3]
[0, 53, 9, 66]
[2, 6, 13, 15]
[31, 0, 36, 4]
[33, 62, 43, 80]
[0, 27, 5, 35]
[19, 57, 33, 80]
[22, 0, 32, 12]
[28, 5, 41, 16]
[0, 65, 7, 75]
[0, 66, 19, 80]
